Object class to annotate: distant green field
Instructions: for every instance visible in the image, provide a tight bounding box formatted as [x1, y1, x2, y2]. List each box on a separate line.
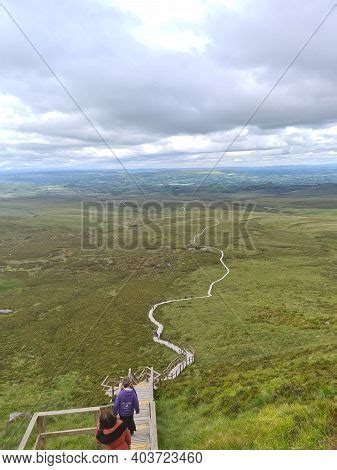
[0, 177, 336, 449]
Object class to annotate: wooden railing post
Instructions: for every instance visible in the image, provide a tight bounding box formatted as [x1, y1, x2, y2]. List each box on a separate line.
[94, 410, 100, 426]
[149, 401, 158, 450]
[36, 416, 46, 450]
[18, 414, 39, 449]
[94, 410, 101, 449]
[149, 367, 154, 400]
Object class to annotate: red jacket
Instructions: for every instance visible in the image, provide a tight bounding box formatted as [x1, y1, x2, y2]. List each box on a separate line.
[97, 420, 131, 450]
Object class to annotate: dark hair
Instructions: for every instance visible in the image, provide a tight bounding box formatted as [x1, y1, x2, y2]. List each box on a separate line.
[122, 377, 132, 388]
[99, 408, 117, 430]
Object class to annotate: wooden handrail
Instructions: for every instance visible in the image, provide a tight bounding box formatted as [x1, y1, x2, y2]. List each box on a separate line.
[18, 413, 38, 450]
[149, 400, 158, 450]
[18, 406, 104, 450]
[19, 346, 194, 449]
[41, 427, 96, 438]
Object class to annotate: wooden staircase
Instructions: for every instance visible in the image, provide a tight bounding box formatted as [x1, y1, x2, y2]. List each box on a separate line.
[18, 369, 158, 450]
[130, 381, 157, 450]
[100, 352, 195, 450]
[19, 354, 194, 449]
[102, 367, 159, 450]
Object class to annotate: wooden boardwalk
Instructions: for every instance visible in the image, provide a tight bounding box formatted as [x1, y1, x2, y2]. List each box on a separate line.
[18, 221, 231, 450]
[18, 370, 158, 450]
[101, 359, 195, 451]
[18, 361, 192, 449]
[128, 381, 157, 450]
[103, 368, 159, 450]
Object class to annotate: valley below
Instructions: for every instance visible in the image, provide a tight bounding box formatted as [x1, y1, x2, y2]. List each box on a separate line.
[0, 168, 336, 449]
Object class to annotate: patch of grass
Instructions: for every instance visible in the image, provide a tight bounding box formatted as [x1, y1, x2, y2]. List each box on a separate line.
[156, 206, 337, 449]
[0, 192, 336, 449]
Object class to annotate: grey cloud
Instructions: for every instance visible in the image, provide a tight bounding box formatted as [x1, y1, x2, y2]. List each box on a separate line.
[0, 0, 337, 169]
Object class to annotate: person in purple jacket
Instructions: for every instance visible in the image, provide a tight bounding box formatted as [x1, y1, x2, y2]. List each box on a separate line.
[113, 377, 140, 435]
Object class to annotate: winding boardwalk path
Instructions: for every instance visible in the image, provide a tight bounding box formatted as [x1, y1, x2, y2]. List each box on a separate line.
[148, 219, 230, 378]
[103, 218, 230, 449]
[19, 217, 231, 450]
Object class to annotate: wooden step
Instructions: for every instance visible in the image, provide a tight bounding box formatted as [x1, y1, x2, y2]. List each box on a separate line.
[133, 434, 150, 441]
[109, 378, 156, 450]
[131, 443, 149, 450]
[133, 424, 148, 431]
[134, 417, 151, 423]
[135, 413, 150, 418]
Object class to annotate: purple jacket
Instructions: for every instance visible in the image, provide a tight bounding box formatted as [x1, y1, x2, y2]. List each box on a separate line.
[114, 388, 140, 417]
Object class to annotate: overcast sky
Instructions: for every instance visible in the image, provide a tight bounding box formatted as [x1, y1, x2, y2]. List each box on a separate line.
[0, 0, 337, 170]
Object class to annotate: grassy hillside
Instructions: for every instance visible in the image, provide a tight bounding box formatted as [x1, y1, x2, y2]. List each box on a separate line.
[0, 198, 179, 448]
[156, 206, 337, 449]
[0, 187, 336, 449]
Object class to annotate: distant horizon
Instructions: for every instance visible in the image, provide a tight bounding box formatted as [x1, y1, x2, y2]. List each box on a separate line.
[1, 161, 337, 174]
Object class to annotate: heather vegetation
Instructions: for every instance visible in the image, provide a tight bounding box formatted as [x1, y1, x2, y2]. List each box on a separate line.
[0, 169, 336, 449]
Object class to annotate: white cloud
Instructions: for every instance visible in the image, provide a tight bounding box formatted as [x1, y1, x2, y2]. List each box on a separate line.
[109, 0, 211, 52]
[0, 0, 337, 169]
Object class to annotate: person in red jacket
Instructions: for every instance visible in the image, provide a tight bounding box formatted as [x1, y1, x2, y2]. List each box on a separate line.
[96, 408, 131, 450]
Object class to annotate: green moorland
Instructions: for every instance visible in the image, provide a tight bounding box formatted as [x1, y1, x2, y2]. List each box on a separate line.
[0, 171, 336, 449]
[156, 203, 337, 449]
